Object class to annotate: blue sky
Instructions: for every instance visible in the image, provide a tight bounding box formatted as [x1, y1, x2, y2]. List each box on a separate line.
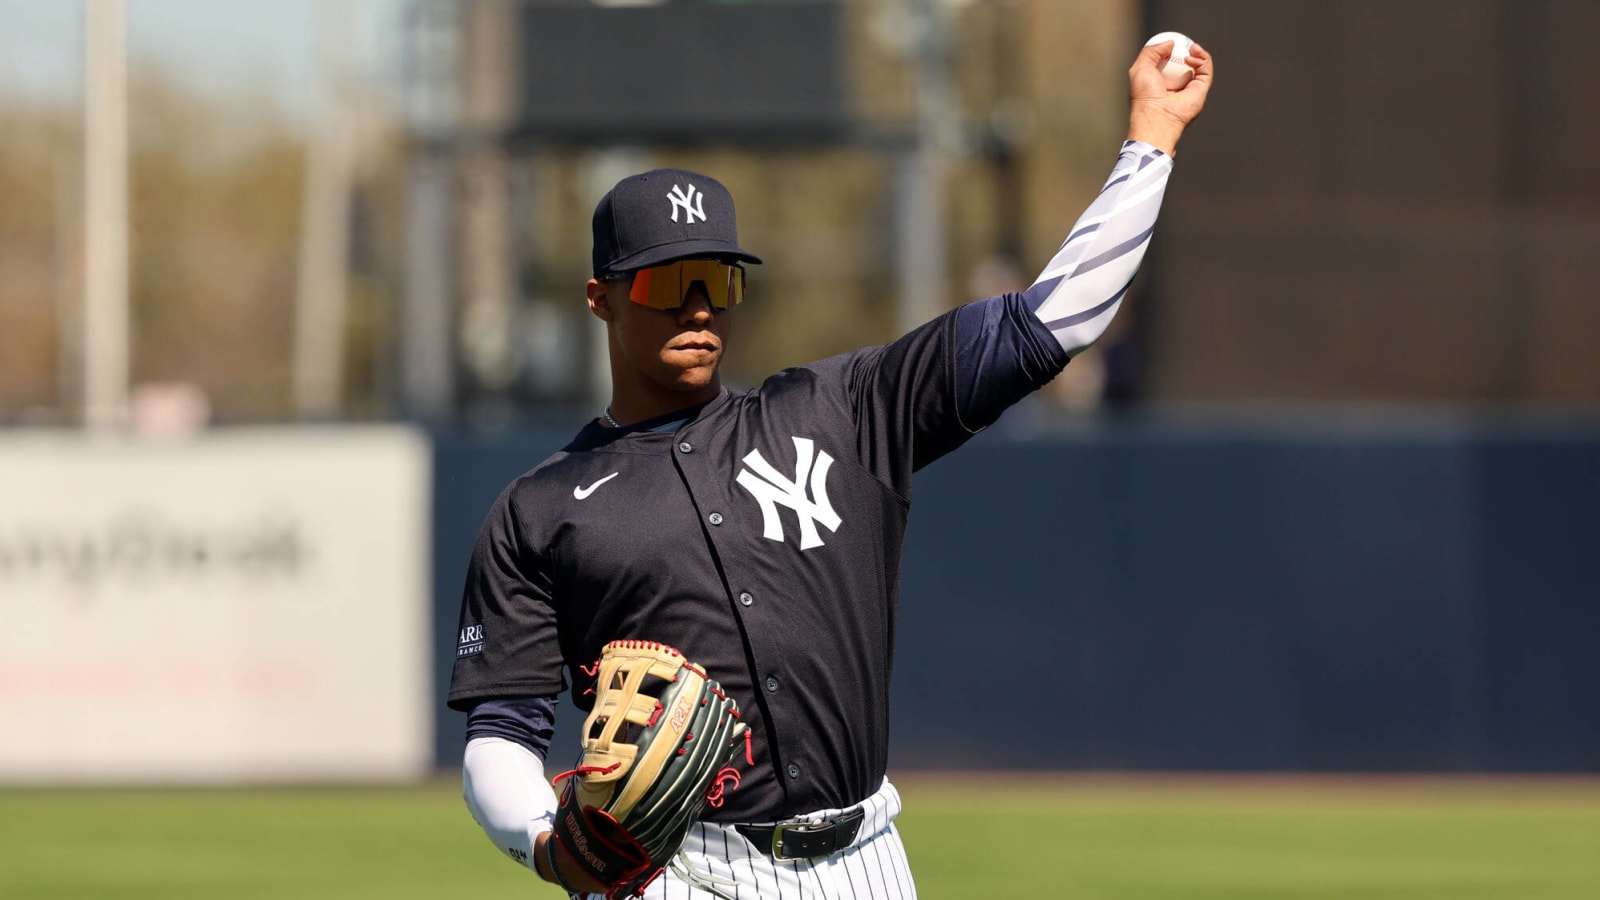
[0, 0, 403, 115]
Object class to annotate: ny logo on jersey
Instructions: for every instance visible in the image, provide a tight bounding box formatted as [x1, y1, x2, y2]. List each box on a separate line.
[667, 184, 706, 224]
[736, 436, 841, 550]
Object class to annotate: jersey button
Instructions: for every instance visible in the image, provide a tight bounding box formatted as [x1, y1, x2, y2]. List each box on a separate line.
[678, 441, 693, 453]
[708, 512, 724, 526]
[765, 676, 779, 692]
[786, 763, 801, 779]
[738, 591, 753, 607]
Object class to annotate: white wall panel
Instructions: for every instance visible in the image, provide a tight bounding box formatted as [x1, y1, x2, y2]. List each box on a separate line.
[0, 428, 432, 782]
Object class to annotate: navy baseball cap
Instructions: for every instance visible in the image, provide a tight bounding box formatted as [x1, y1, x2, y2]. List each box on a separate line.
[592, 168, 762, 277]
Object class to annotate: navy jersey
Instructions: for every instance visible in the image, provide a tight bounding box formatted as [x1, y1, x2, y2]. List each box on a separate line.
[450, 294, 1068, 823]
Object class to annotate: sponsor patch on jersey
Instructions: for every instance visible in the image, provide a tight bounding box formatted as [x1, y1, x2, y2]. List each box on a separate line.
[457, 623, 485, 658]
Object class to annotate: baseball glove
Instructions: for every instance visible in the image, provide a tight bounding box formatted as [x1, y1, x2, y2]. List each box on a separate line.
[552, 640, 749, 899]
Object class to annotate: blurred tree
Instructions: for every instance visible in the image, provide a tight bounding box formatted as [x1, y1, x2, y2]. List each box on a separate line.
[128, 69, 306, 421]
[0, 65, 404, 426]
[0, 91, 75, 422]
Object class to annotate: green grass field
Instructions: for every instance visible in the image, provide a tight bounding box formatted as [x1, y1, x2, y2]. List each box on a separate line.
[3, 775, 1597, 899]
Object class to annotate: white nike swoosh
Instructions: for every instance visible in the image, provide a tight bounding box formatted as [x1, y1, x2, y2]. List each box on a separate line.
[573, 472, 620, 500]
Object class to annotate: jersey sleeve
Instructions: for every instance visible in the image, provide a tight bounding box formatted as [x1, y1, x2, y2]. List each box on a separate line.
[465, 695, 558, 760]
[951, 291, 1072, 431]
[835, 297, 1066, 494]
[447, 483, 568, 710]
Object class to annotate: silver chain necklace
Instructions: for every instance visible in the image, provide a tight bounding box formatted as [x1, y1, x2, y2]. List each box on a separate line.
[602, 406, 621, 428]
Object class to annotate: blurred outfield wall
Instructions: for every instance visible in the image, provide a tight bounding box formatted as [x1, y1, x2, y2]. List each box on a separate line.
[434, 418, 1600, 773]
[3, 420, 1593, 783]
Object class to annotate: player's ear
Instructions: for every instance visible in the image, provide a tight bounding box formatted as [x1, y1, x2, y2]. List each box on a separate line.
[587, 278, 616, 323]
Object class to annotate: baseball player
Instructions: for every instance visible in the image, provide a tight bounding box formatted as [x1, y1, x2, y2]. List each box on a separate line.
[451, 40, 1212, 898]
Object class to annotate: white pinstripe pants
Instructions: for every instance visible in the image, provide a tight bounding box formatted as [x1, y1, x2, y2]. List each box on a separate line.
[577, 779, 917, 900]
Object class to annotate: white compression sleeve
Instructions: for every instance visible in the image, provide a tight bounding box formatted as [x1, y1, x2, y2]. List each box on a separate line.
[462, 736, 559, 873]
[1026, 140, 1174, 356]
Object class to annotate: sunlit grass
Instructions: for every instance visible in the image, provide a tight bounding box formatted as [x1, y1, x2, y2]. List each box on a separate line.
[1, 776, 1596, 899]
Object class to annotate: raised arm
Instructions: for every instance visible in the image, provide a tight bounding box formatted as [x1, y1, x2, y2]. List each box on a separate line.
[1023, 39, 1214, 356]
[947, 39, 1214, 432]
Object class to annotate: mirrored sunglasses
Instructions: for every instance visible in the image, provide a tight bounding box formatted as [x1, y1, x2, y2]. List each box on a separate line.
[625, 259, 745, 310]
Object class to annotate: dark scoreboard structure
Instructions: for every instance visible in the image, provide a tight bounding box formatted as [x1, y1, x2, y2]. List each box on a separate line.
[514, 0, 848, 144]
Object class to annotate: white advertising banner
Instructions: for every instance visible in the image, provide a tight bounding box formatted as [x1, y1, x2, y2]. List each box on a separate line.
[0, 428, 432, 782]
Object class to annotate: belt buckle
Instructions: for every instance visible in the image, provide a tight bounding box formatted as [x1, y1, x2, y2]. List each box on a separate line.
[770, 819, 826, 861]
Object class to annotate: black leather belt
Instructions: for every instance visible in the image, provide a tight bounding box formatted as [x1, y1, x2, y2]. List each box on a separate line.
[734, 805, 867, 860]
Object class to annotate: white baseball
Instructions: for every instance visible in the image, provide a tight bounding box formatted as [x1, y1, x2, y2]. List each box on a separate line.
[1144, 31, 1196, 90]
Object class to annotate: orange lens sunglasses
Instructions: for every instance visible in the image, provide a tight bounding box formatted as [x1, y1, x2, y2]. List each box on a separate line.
[626, 260, 745, 310]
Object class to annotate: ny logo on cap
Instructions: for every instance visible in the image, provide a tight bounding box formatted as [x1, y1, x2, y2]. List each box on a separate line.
[668, 184, 706, 224]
